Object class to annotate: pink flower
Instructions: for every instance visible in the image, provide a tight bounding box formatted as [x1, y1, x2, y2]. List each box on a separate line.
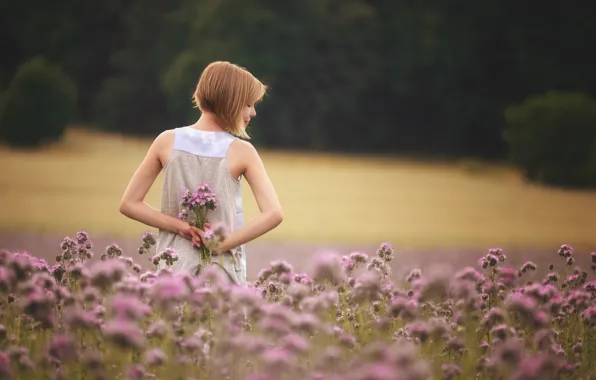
[128, 364, 146, 380]
[270, 260, 293, 275]
[442, 363, 462, 380]
[20, 287, 56, 328]
[352, 363, 397, 380]
[64, 307, 99, 330]
[146, 320, 168, 339]
[282, 333, 310, 354]
[558, 244, 573, 258]
[482, 308, 506, 328]
[258, 266, 273, 282]
[149, 274, 189, 310]
[582, 306, 596, 326]
[497, 266, 519, 287]
[89, 259, 127, 290]
[311, 252, 346, 285]
[292, 313, 321, 335]
[230, 285, 262, 308]
[0, 267, 15, 293]
[111, 294, 151, 320]
[48, 335, 77, 362]
[144, 348, 166, 367]
[262, 347, 295, 371]
[520, 261, 537, 273]
[406, 268, 422, 282]
[0, 353, 11, 378]
[102, 320, 145, 350]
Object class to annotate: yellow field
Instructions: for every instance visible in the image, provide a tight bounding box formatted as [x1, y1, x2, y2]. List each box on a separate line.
[1, 127, 596, 250]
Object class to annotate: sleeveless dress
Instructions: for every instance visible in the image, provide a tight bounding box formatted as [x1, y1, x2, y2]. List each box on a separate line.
[155, 126, 247, 285]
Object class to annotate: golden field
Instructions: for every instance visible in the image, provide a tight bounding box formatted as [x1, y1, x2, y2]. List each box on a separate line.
[1, 127, 596, 251]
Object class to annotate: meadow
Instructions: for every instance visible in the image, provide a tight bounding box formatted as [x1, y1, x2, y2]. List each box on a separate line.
[1, 127, 596, 250]
[0, 232, 595, 379]
[1, 127, 596, 379]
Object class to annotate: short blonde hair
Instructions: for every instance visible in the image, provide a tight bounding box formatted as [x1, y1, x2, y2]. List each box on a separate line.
[193, 61, 267, 139]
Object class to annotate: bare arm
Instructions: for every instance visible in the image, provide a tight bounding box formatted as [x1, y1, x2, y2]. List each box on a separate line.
[119, 131, 201, 242]
[217, 141, 283, 252]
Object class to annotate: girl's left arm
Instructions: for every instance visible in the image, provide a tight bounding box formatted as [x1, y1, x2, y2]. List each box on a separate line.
[119, 131, 201, 243]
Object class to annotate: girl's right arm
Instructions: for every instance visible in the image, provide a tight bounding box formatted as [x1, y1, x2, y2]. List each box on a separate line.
[216, 141, 283, 252]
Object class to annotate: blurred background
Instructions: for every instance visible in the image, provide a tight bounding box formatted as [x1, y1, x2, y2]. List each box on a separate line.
[1, 0, 596, 279]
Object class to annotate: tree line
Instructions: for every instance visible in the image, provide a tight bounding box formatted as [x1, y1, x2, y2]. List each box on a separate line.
[2, 0, 596, 163]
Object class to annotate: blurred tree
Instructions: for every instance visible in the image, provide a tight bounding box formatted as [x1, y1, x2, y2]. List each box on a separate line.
[2, 0, 596, 165]
[503, 91, 596, 188]
[0, 57, 77, 147]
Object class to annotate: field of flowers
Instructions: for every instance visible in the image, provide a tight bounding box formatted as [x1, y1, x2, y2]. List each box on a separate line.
[1, 231, 595, 380]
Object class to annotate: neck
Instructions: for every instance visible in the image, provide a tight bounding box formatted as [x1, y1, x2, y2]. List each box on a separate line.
[192, 112, 225, 132]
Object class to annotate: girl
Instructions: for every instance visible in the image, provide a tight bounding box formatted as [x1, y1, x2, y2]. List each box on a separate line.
[119, 61, 283, 285]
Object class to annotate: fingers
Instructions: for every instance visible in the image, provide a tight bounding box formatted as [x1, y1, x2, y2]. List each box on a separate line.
[204, 222, 212, 229]
[187, 228, 202, 246]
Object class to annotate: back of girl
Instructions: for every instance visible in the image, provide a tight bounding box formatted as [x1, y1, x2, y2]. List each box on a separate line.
[119, 61, 284, 286]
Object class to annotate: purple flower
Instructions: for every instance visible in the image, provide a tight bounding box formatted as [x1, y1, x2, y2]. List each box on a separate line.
[0, 353, 10, 378]
[47, 335, 77, 363]
[20, 287, 56, 328]
[582, 306, 596, 326]
[262, 347, 295, 371]
[482, 308, 506, 328]
[292, 313, 321, 335]
[488, 248, 506, 260]
[144, 348, 166, 367]
[351, 363, 397, 380]
[105, 244, 123, 260]
[128, 364, 146, 380]
[82, 350, 103, 371]
[497, 266, 519, 287]
[258, 266, 273, 282]
[282, 333, 310, 354]
[311, 252, 346, 285]
[567, 290, 591, 311]
[139, 271, 157, 283]
[146, 319, 168, 339]
[149, 275, 189, 309]
[64, 307, 99, 330]
[520, 261, 537, 273]
[406, 321, 431, 342]
[102, 320, 145, 350]
[349, 251, 369, 264]
[110, 294, 151, 320]
[490, 324, 510, 340]
[506, 292, 537, 314]
[89, 259, 127, 290]
[406, 268, 422, 283]
[512, 354, 562, 380]
[377, 243, 394, 260]
[0, 267, 15, 293]
[442, 363, 462, 380]
[388, 296, 418, 321]
[491, 338, 523, 366]
[230, 285, 263, 308]
[270, 260, 293, 275]
[558, 244, 573, 258]
[454, 266, 485, 283]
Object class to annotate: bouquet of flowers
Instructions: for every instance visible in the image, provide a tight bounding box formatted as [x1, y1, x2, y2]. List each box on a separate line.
[178, 184, 227, 263]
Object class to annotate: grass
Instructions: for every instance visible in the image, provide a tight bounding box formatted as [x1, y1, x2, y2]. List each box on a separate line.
[1, 127, 596, 250]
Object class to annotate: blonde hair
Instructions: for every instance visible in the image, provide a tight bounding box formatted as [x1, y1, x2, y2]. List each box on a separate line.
[193, 61, 267, 139]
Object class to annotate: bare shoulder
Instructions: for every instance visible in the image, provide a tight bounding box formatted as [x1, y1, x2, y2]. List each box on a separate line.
[153, 129, 175, 147]
[150, 129, 176, 167]
[230, 138, 261, 161]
